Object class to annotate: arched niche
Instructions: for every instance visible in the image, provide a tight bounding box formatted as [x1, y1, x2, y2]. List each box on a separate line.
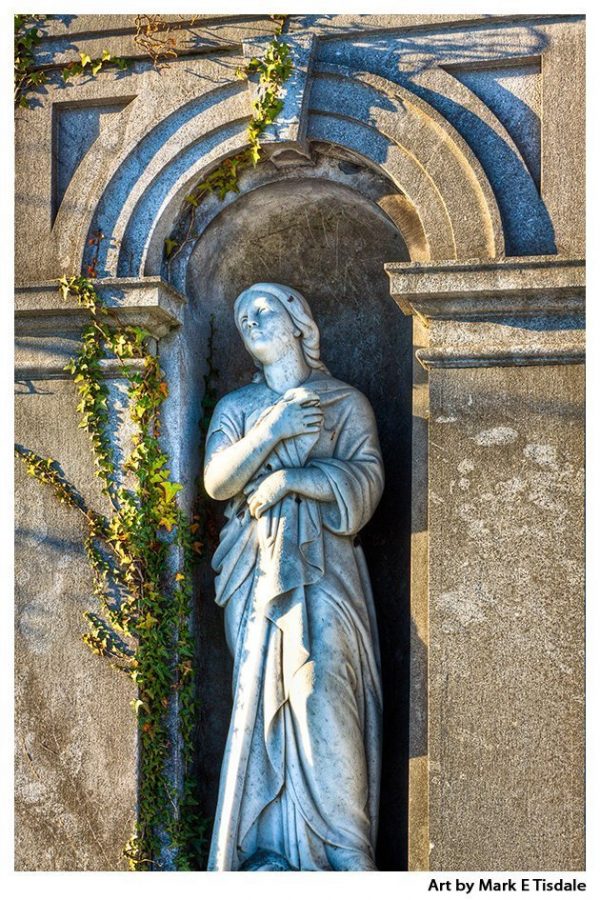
[174, 150, 414, 869]
[54, 68, 504, 278]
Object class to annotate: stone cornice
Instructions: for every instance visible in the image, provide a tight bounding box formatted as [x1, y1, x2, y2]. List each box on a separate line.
[28, 15, 582, 74]
[387, 256, 585, 369]
[15, 277, 185, 339]
[386, 256, 585, 323]
[15, 357, 148, 382]
[415, 347, 585, 370]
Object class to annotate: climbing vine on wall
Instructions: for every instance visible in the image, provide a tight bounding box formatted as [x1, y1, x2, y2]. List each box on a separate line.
[15, 16, 290, 871]
[15, 275, 215, 870]
[61, 49, 127, 82]
[165, 19, 292, 261]
[14, 15, 48, 107]
[14, 13, 127, 108]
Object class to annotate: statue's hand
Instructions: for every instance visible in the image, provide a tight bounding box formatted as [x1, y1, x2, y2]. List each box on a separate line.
[244, 470, 290, 518]
[261, 389, 323, 442]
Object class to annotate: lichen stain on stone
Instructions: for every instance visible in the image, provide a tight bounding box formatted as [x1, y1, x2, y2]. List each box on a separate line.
[473, 426, 519, 446]
[437, 587, 496, 631]
[526, 486, 560, 513]
[457, 503, 490, 539]
[523, 443, 558, 468]
[493, 476, 526, 502]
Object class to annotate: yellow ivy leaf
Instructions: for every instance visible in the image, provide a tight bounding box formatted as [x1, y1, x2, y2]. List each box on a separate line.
[160, 481, 182, 503]
[137, 612, 159, 630]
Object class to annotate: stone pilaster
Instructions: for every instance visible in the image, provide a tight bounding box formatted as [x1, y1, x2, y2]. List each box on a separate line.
[388, 256, 585, 871]
[242, 33, 317, 164]
[14, 277, 185, 870]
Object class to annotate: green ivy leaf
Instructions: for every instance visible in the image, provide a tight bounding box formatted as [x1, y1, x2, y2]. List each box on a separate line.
[164, 237, 179, 257]
[160, 481, 182, 503]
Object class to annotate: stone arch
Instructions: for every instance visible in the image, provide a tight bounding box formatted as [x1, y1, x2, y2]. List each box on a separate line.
[50, 70, 506, 279]
[154, 147, 432, 293]
[121, 71, 504, 277]
[50, 80, 248, 274]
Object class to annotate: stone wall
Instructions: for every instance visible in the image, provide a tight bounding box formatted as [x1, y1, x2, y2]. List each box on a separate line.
[15, 14, 585, 871]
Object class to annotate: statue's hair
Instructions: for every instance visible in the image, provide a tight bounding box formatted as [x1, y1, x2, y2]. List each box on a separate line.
[233, 283, 330, 382]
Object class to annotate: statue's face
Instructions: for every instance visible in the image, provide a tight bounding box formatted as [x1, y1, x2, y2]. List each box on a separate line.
[236, 290, 299, 365]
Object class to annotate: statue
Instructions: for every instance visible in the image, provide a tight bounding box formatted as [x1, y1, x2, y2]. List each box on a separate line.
[203, 283, 384, 871]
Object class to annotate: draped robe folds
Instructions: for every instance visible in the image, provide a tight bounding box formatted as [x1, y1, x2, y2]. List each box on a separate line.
[205, 371, 384, 871]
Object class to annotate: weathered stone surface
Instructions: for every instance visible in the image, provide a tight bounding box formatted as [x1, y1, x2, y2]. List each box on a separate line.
[427, 363, 584, 871]
[15, 379, 137, 871]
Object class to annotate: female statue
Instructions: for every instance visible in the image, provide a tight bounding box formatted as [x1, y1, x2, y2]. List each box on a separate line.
[204, 283, 384, 871]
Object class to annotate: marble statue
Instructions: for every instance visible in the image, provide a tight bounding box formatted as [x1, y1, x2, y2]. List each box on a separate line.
[203, 283, 384, 871]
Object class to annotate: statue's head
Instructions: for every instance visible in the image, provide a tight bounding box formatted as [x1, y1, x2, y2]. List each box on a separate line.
[233, 282, 328, 379]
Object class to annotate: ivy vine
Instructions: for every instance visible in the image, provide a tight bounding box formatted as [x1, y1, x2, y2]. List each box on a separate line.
[165, 20, 293, 261]
[61, 49, 127, 83]
[15, 13, 127, 109]
[14, 15, 48, 108]
[16, 275, 215, 869]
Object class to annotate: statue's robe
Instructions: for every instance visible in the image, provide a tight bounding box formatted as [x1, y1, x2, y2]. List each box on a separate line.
[205, 371, 384, 871]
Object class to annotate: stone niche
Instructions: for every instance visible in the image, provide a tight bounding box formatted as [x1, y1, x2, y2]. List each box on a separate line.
[181, 151, 414, 869]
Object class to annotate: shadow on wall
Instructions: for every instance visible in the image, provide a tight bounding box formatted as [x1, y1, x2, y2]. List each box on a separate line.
[447, 62, 542, 188]
[317, 22, 557, 256]
[407, 85, 555, 255]
[60, 19, 561, 282]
